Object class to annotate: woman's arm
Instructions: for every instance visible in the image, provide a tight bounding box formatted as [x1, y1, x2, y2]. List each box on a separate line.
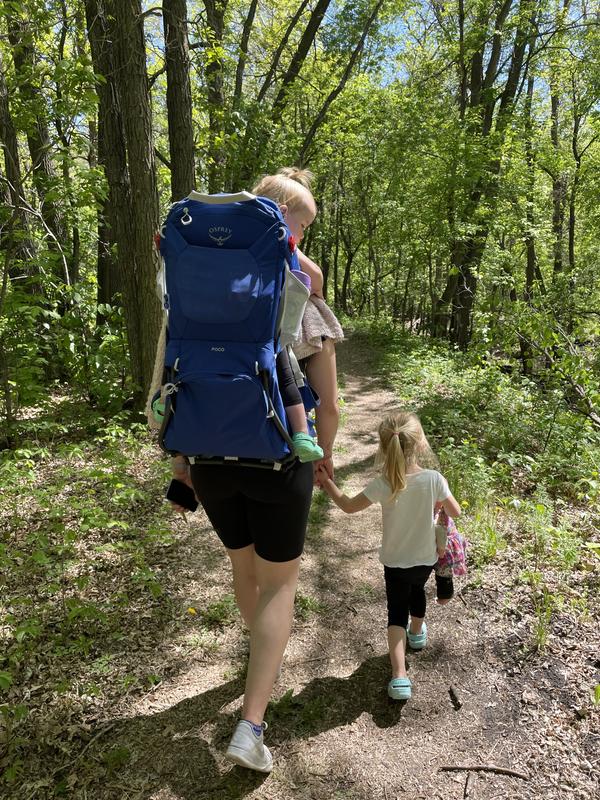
[297, 249, 324, 298]
[319, 471, 373, 514]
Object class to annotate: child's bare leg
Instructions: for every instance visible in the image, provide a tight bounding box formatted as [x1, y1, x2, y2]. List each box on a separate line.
[306, 338, 339, 474]
[285, 402, 308, 435]
[408, 616, 425, 635]
[387, 625, 408, 678]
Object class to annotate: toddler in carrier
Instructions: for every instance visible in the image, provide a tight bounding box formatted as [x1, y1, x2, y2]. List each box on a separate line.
[148, 170, 338, 466]
[253, 167, 344, 476]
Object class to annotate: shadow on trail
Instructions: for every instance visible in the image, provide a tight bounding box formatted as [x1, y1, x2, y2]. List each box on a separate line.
[89, 655, 406, 799]
[82, 675, 270, 800]
[266, 654, 406, 741]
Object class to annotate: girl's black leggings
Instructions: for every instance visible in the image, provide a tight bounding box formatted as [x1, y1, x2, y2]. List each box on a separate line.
[384, 564, 434, 628]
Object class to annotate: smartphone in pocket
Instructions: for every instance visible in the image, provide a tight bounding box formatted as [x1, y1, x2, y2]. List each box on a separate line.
[165, 478, 199, 512]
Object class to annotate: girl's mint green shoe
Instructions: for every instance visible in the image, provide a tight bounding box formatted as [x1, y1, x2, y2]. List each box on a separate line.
[292, 433, 324, 463]
[407, 621, 427, 650]
[388, 677, 412, 700]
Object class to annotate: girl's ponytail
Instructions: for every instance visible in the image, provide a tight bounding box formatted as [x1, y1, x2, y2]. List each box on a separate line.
[377, 412, 429, 500]
[381, 430, 407, 498]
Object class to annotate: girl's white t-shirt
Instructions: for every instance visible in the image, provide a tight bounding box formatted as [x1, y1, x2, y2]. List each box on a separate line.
[362, 469, 450, 568]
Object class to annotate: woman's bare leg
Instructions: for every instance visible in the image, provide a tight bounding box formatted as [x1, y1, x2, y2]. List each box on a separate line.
[227, 545, 259, 627]
[242, 554, 301, 724]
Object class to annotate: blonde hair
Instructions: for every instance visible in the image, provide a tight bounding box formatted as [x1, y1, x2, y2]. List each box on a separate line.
[252, 166, 315, 212]
[376, 411, 432, 500]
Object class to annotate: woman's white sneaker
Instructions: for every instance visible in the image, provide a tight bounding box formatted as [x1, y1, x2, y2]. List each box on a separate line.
[225, 720, 273, 773]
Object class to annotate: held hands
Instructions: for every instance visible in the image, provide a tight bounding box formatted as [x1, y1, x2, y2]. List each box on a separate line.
[314, 460, 333, 490]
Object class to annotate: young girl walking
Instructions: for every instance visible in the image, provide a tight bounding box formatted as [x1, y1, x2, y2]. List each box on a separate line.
[317, 411, 460, 700]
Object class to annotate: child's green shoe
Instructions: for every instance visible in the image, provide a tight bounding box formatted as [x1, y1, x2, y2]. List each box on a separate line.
[292, 432, 324, 463]
[407, 621, 427, 650]
[387, 677, 412, 700]
[151, 396, 165, 424]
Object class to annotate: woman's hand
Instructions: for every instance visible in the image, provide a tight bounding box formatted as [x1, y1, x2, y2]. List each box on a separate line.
[313, 455, 334, 485]
[169, 457, 197, 516]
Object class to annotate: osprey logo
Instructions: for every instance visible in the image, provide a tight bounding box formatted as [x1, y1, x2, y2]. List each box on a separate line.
[208, 226, 232, 246]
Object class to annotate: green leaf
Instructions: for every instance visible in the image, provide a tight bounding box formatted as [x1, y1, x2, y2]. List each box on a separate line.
[0, 671, 13, 690]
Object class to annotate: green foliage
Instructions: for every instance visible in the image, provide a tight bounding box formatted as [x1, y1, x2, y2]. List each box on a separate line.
[351, 322, 600, 508]
[461, 509, 506, 567]
[0, 409, 181, 789]
[295, 593, 325, 621]
[200, 595, 238, 628]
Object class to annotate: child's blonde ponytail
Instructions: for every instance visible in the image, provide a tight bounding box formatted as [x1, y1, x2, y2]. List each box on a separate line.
[377, 411, 430, 500]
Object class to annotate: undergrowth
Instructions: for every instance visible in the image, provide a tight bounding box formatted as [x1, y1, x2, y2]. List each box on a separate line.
[1, 319, 599, 793]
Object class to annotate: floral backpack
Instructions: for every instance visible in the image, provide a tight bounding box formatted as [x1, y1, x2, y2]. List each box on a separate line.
[435, 508, 467, 577]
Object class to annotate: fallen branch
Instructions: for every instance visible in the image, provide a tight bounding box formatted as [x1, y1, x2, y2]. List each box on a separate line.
[440, 764, 529, 780]
[464, 772, 472, 798]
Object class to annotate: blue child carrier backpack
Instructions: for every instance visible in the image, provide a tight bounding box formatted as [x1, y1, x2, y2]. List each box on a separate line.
[154, 191, 313, 469]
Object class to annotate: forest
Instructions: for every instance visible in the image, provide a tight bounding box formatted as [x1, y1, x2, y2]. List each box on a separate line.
[0, 1, 599, 797]
[1, 0, 599, 422]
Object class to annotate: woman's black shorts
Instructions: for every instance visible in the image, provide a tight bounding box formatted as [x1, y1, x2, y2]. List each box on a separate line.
[190, 461, 313, 562]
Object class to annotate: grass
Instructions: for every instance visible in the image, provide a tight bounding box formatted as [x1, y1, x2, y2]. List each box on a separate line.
[200, 595, 238, 628]
[295, 593, 325, 621]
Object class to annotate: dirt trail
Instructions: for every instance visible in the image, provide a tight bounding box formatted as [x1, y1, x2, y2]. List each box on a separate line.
[113, 337, 598, 800]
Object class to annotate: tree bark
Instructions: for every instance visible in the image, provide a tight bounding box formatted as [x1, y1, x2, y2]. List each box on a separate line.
[436, 0, 537, 348]
[163, 0, 196, 200]
[0, 55, 35, 277]
[95, 112, 122, 312]
[86, 0, 162, 407]
[298, 0, 385, 163]
[203, 0, 228, 192]
[5, 6, 69, 282]
[256, 0, 311, 104]
[232, 0, 258, 112]
[550, 92, 566, 274]
[272, 0, 334, 123]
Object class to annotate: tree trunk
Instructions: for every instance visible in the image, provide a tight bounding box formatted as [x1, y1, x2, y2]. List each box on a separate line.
[550, 92, 566, 274]
[0, 55, 35, 277]
[523, 76, 540, 302]
[449, 240, 482, 350]
[435, 0, 536, 347]
[272, 0, 334, 123]
[341, 252, 355, 315]
[298, 0, 385, 163]
[203, 0, 228, 192]
[163, 0, 196, 200]
[86, 0, 162, 407]
[5, 7, 69, 282]
[232, 0, 258, 112]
